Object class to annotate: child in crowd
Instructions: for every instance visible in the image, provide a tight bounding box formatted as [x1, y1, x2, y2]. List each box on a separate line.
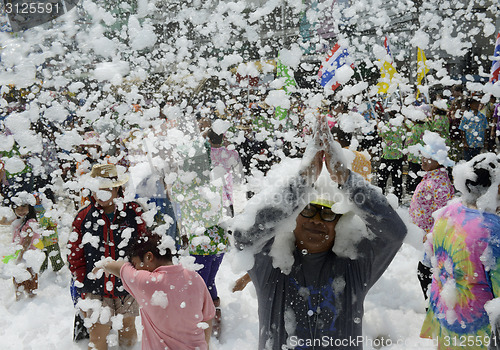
[0, 192, 42, 300]
[34, 193, 64, 273]
[92, 233, 215, 350]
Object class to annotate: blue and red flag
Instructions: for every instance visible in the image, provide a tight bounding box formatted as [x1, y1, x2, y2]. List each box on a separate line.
[384, 36, 393, 62]
[490, 32, 500, 83]
[318, 43, 353, 91]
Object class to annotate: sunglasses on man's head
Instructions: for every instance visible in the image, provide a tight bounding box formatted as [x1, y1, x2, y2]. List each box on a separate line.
[300, 204, 340, 222]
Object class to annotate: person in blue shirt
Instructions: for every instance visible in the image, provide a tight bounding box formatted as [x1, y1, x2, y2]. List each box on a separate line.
[459, 96, 488, 161]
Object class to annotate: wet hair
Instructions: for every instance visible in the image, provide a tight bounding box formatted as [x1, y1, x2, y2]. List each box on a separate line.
[126, 232, 172, 262]
[434, 107, 447, 116]
[330, 125, 352, 148]
[14, 205, 37, 226]
[456, 153, 500, 204]
[465, 162, 495, 197]
[208, 129, 223, 145]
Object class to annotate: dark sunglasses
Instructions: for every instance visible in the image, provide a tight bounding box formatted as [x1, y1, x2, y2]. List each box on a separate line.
[300, 204, 340, 222]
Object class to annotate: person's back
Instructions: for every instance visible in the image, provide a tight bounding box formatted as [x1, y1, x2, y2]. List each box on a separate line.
[94, 233, 216, 350]
[420, 152, 500, 349]
[421, 201, 500, 348]
[120, 263, 214, 350]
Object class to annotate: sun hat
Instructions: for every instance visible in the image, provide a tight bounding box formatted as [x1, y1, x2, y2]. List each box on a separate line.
[310, 168, 355, 214]
[310, 198, 334, 208]
[415, 131, 455, 168]
[90, 164, 129, 189]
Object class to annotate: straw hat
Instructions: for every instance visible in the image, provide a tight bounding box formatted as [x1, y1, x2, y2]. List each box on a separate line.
[90, 164, 129, 189]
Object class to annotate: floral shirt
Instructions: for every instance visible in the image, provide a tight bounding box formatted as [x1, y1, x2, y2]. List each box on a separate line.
[409, 168, 454, 236]
[379, 123, 405, 159]
[430, 114, 451, 146]
[420, 202, 500, 349]
[188, 225, 228, 255]
[459, 111, 488, 148]
[405, 121, 430, 163]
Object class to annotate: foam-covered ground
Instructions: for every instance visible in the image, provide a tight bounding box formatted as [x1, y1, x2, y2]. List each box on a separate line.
[0, 185, 436, 349]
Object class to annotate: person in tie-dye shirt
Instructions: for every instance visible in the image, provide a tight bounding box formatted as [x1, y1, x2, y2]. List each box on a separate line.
[420, 153, 500, 350]
[408, 131, 455, 301]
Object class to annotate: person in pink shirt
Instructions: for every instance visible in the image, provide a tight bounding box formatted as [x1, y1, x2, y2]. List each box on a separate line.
[0, 192, 42, 301]
[92, 233, 215, 350]
[408, 131, 455, 302]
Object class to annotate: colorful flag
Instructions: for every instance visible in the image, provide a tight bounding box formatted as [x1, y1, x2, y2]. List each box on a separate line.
[490, 32, 500, 83]
[384, 36, 393, 63]
[275, 57, 297, 121]
[416, 47, 430, 98]
[318, 43, 352, 91]
[377, 36, 398, 94]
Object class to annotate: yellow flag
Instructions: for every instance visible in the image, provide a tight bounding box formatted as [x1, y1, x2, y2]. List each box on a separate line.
[417, 47, 429, 86]
[377, 61, 397, 94]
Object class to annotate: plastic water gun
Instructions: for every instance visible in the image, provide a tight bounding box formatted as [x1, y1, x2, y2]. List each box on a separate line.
[1, 238, 44, 264]
[1, 250, 20, 264]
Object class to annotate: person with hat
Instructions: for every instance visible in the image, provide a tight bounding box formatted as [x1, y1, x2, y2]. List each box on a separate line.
[408, 131, 455, 301]
[459, 96, 489, 161]
[233, 116, 407, 350]
[420, 152, 500, 348]
[68, 163, 147, 350]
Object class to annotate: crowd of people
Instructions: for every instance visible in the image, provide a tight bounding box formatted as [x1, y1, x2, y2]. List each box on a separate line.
[0, 82, 499, 350]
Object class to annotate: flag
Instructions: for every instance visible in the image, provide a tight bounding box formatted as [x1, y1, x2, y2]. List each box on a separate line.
[490, 32, 500, 83]
[377, 36, 398, 94]
[417, 47, 429, 85]
[377, 62, 397, 94]
[275, 56, 297, 121]
[318, 43, 353, 91]
[416, 47, 430, 98]
[384, 36, 393, 63]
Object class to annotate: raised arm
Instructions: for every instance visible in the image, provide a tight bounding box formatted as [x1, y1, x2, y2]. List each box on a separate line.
[232, 173, 310, 251]
[233, 131, 324, 251]
[322, 115, 407, 287]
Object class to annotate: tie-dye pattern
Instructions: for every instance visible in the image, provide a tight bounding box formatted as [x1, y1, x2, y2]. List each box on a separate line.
[421, 202, 500, 349]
